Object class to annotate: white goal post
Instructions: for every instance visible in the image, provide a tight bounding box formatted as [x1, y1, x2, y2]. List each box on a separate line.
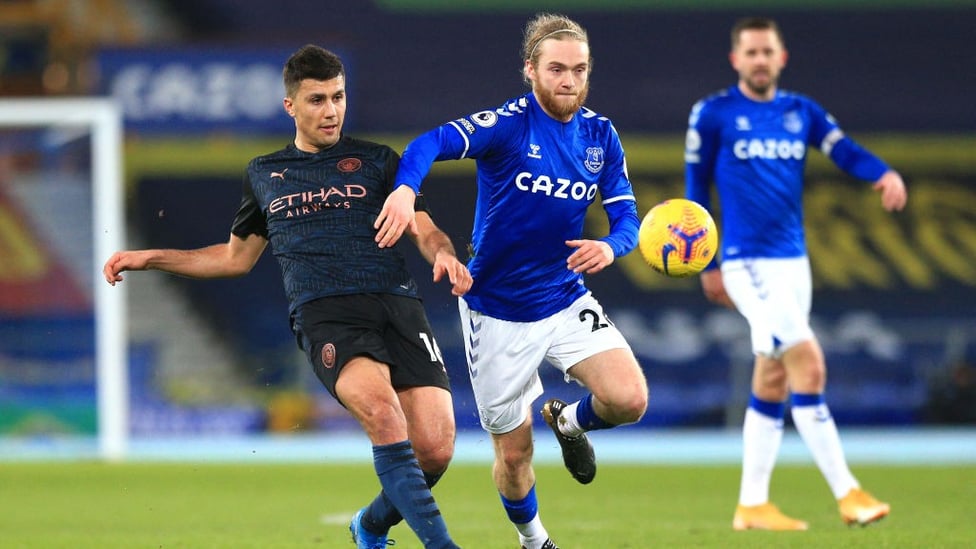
[0, 98, 127, 461]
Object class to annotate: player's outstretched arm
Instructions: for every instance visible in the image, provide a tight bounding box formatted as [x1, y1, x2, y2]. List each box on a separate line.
[102, 233, 267, 286]
[409, 212, 472, 297]
[375, 185, 418, 249]
[873, 170, 908, 212]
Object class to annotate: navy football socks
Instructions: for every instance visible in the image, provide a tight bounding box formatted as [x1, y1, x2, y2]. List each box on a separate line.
[364, 469, 443, 530]
[370, 441, 458, 548]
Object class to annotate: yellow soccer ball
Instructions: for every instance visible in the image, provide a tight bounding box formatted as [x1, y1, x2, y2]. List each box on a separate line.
[638, 198, 718, 278]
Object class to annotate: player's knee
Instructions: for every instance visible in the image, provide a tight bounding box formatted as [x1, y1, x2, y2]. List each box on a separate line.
[614, 390, 648, 424]
[790, 364, 826, 393]
[758, 366, 789, 390]
[495, 445, 532, 473]
[415, 442, 454, 474]
[345, 397, 411, 444]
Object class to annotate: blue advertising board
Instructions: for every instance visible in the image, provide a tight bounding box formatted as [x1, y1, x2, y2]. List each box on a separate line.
[95, 47, 352, 135]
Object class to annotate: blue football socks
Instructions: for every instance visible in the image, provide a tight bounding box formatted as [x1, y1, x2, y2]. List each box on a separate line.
[371, 440, 457, 548]
[363, 469, 443, 530]
[576, 393, 614, 431]
[500, 484, 539, 524]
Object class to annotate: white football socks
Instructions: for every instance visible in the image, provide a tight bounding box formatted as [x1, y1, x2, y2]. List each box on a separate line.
[514, 515, 549, 549]
[557, 400, 584, 437]
[739, 407, 784, 506]
[791, 403, 858, 499]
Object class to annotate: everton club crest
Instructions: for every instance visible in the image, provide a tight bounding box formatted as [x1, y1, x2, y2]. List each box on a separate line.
[584, 147, 604, 174]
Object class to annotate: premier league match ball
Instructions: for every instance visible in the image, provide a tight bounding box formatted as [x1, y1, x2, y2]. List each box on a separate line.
[638, 198, 718, 278]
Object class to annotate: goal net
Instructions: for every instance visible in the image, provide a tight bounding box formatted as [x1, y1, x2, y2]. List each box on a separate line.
[0, 98, 126, 460]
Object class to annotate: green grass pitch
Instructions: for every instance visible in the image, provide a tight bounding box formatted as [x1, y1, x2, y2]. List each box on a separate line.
[2, 462, 973, 548]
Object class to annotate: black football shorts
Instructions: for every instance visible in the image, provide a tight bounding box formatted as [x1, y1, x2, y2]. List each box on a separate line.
[292, 293, 451, 403]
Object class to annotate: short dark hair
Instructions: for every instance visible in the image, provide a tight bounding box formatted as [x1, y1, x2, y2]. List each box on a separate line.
[283, 45, 345, 97]
[730, 17, 785, 50]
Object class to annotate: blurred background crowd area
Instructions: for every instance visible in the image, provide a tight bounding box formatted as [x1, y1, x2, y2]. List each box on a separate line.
[1, 0, 974, 437]
[3, 0, 975, 132]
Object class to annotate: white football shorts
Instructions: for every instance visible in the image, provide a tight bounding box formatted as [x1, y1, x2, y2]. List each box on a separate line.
[458, 292, 631, 434]
[721, 256, 815, 358]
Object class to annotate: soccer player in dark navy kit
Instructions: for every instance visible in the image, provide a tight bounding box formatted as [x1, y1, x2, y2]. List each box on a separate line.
[684, 17, 906, 531]
[103, 45, 469, 549]
[373, 14, 648, 549]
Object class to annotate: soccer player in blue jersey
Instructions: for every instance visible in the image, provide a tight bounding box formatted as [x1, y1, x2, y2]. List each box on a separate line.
[102, 45, 470, 549]
[685, 17, 907, 531]
[375, 13, 649, 549]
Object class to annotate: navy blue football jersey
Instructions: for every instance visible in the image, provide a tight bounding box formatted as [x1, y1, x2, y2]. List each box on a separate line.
[232, 136, 428, 314]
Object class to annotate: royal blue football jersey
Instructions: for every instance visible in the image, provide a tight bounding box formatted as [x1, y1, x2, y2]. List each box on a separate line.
[397, 92, 639, 321]
[685, 85, 888, 265]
